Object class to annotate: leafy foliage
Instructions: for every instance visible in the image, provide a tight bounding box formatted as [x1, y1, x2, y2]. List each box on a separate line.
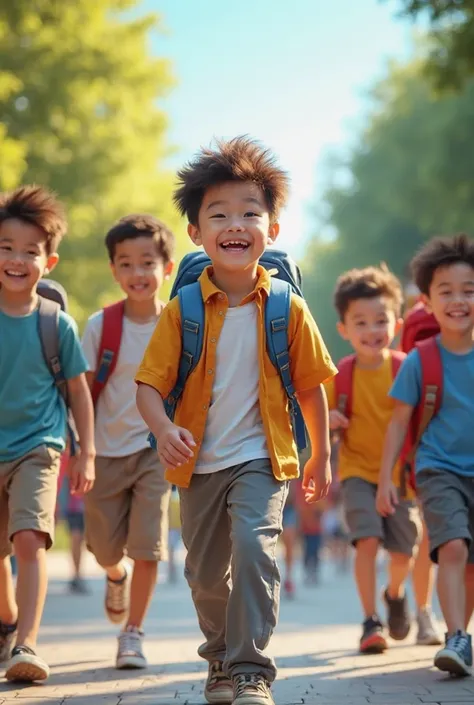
[303, 58, 474, 359]
[0, 1, 187, 325]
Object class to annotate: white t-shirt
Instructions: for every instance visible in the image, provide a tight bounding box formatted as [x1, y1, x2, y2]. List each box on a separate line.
[194, 302, 269, 474]
[82, 311, 156, 457]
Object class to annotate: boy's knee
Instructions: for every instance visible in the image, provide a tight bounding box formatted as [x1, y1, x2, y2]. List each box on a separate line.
[438, 538, 468, 565]
[356, 536, 379, 557]
[389, 551, 411, 566]
[13, 530, 47, 561]
[233, 526, 270, 566]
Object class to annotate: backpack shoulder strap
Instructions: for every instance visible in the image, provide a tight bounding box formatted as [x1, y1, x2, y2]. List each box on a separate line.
[91, 300, 126, 406]
[334, 354, 356, 417]
[164, 282, 205, 421]
[265, 279, 307, 451]
[37, 296, 68, 405]
[406, 337, 443, 464]
[390, 349, 406, 377]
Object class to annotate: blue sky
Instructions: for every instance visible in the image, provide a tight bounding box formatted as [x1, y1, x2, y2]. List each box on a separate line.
[142, 0, 415, 255]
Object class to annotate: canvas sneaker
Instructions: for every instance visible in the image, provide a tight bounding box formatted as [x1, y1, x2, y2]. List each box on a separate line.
[359, 615, 388, 654]
[434, 631, 472, 677]
[233, 674, 274, 705]
[5, 645, 49, 682]
[0, 621, 17, 663]
[416, 607, 442, 646]
[105, 562, 131, 624]
[116, 626, 147, 669]
[204, 660, 233, 704]
[383, 588, 411, 641]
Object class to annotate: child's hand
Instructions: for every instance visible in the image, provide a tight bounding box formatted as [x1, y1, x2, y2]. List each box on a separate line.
[302, 456, 332, 504]
[69, 452, 95, 496]
[329, 410, 349, 431]
[156, 423, 196, 469]
[376, 481, 398, 517]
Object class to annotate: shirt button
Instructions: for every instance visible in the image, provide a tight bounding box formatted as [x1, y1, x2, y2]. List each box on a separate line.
[208, 369, 213, 375]
[218, 311, 224, 316]
[203, 404, 208, 410]
[211, 337, 217, 343]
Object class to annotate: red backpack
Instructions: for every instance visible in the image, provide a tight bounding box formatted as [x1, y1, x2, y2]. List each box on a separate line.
[90, 301, 125, 406]
[400, 300, 440, 353]
[334, 343, 443, 494]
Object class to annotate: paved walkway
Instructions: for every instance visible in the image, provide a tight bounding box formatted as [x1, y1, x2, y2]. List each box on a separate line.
[0, 549, 473, 704]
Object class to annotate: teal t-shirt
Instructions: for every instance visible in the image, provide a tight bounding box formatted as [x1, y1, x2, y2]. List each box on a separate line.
[0, 307, 88, 461]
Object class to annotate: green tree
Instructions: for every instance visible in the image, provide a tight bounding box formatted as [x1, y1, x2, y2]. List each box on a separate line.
[388, 0, 474, 88]
[0, 0, 186, 324]
[304, 58, 474, 359]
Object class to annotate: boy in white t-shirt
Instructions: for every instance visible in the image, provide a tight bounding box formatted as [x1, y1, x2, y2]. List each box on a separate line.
[81, 214, 174, 669]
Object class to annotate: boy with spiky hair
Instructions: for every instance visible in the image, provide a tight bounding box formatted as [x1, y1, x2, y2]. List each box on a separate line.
[0, 185, 94, 682]
[378, 234, 474, 677]
[327, 265, 423, 654]
[136, 136, 336, 705]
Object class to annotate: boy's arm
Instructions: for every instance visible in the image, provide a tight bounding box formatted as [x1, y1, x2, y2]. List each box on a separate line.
[298, 385, 332, 503]
[376, 351, 420, 517]
[136, 383, 195, 469]
[67, 373, 95, 494]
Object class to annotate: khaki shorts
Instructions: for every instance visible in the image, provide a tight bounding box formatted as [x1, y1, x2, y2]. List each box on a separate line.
[84, 448, 170, 566]
[416, 468, 474, 564]
[0, 445, 61, 556]
[342, 477, 421, 556]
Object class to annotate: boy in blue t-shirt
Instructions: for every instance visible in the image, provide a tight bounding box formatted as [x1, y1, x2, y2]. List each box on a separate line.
[0, 186, 94, 682]
[377, 234, 474, 677]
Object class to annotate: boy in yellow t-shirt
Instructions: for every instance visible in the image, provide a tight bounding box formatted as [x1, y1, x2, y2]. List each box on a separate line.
[326, 266, 422, 654]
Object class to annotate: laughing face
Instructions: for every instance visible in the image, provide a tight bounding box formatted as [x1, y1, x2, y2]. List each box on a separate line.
[187, 181, 279, 274]
[425, 263, 474, 337]
[0, 218, 58, 298]
[111, 235, 173, 302]
[337, 296, 402, 363]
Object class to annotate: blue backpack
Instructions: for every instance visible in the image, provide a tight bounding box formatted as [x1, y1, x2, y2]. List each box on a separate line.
[148, 249, 307, 452]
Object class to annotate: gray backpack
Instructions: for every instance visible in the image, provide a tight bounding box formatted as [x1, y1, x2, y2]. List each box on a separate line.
[36, 279, 76, 452]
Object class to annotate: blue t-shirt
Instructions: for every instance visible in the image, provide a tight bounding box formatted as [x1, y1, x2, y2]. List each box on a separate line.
[390, 338, 474, 477]
[0, 308, 88, 462]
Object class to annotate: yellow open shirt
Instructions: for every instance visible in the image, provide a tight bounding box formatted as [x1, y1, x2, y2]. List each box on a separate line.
[135, 266, 337, 488]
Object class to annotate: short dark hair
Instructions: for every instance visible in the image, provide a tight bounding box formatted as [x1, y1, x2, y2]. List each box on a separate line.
[334, 264, 403, 320]
[0, 185, 67, 254]
[105, 214, 175, 263]
[411, 234, 474, 295]
[173, 135, 290, 225]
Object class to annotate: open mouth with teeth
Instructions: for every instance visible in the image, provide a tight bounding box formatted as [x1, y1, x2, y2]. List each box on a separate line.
[4, 270, 27, 279]
[129, 283, 149, 291]
[220, 240, 250, 252]
[446, 311, 469, 318]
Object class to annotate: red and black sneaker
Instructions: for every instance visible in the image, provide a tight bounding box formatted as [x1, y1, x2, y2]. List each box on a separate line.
[360, 616, 388, 654]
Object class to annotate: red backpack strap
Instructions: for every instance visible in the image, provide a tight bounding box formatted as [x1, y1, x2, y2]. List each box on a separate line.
[389, 349, 406, 377]
[91, 300, 125, 406]
[334, 354, 356, 417]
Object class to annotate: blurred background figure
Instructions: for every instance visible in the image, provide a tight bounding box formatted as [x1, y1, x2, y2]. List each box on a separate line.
[56, 449, 89, 595]
[167, 486, 181, 584]
[296, 480, 324, 586]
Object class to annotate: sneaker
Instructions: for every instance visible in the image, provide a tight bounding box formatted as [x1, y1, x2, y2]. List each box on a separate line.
[0, 621, 17, 663]
[416, 607, 442, 646]
[105, 562, 131, 624]
[5, 645, 49, 682]
[233, 674, 274, 705]
[434, 631, 473, 677]
[116, 626, 147, 669]
[383, 588, 411, 641]
[359, 616, 388, 654]
[204, 660, 233, 704]
[69, 576, 90, 595]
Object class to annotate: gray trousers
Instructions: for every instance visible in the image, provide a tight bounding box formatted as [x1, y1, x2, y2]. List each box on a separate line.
[179, 459, 288, 682]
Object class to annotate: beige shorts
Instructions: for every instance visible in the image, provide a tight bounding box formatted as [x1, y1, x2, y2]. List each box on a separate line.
[417, 468, 474, 564]
[0, 444, 61, 557]
[84, 448, 170, 566]
[342, 477, 422, 556]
